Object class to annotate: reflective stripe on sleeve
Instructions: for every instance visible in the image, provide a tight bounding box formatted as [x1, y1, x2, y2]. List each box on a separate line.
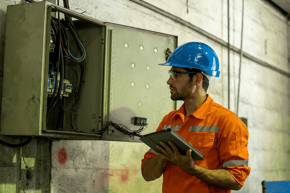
[162, 125, 182, 131]
[149, 148, 157, 154]
[223, 160, 248, 168]
[189, 126, 219, 133]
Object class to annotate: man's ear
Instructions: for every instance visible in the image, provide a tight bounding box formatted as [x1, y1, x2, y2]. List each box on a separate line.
[195, 73, 203, 86]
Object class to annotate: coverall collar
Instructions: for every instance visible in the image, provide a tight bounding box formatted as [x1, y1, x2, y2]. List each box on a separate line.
[174, 94, 214, 120]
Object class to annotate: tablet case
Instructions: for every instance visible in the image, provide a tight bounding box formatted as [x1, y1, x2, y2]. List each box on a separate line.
[140, 128, 204, 161]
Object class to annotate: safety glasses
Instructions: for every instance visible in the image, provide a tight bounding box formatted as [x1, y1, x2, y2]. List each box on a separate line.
[168, 70, 197, 81]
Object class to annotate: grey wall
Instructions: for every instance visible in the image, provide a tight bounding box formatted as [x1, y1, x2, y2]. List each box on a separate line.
[0, 0, 290, 193]
[50, 0, 290, 193]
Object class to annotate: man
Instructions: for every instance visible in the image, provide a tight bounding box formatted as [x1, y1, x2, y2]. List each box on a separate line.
[141, 42, 250, 192]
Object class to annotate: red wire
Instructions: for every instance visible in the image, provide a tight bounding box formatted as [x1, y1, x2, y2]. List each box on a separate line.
[53, 21, 69, 56]
[53, 21, 59, 30]
[61, 41, 69, 56]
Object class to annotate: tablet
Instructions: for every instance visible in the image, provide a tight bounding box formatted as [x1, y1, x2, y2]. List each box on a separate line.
[140, 128, 204, 161]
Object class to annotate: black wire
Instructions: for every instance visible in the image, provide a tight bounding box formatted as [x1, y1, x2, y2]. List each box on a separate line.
[71, 110, 78, 132]
[69, 65, 82, 132]
[58, 38, 64, 102]
[46, 18, 63, 128]
[52, 16, 87, 63]
[57, 101, 66, 114]
[74, 60, 85, 106]
[70, 60, 85, 133]
[63, 0, 78, 34]
[55, 10, 61, 99]
[62, 0, 76, 59]
[109, 121, 146, 139]
[59, 23, 69, 53]
[49, 19, 59, 106]
[52, 20, 70, 63]
[0, 137, 34, 148]
[52, 19, 69, 55]
[47, 14, 62, 130]
[53, 18, 86, 63]
[92, 126, 109, 134]
[65, 68, 78, 86]
[49, 19, 62, 113]
[66, 23, 86, 62]
[49, 6, 86, 133]
[56, 110, 63, 130]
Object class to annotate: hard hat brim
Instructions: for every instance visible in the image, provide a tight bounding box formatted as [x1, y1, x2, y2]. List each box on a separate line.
[158, 62, 220, 78]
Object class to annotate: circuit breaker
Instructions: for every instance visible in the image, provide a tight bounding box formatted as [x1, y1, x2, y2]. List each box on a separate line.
[0, 1, 177, 142]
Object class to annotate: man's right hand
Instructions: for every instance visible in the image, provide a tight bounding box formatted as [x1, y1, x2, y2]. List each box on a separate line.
[142, 153, 168, 181]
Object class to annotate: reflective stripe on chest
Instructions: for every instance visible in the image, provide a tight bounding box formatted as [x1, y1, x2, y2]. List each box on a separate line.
[189, 126, 219, 133]
[162, 125, 219, 133]
[162, 125, 182, 131]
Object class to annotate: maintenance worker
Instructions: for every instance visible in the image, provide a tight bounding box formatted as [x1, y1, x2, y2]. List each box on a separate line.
[141, 42, 251, 192]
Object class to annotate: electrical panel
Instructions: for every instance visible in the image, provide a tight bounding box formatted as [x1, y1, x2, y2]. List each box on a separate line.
[0, 1, 177, 142]
[240, 117, 248, 127]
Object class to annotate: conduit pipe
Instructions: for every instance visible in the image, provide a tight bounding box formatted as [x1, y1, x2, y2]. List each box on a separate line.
[129, 0, 290, 79]
[227, 0, 230, 110]
[237, 0, 245, 116]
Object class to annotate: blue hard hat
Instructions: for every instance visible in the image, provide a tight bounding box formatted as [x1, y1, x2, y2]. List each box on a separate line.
[159, 42, 220, 78]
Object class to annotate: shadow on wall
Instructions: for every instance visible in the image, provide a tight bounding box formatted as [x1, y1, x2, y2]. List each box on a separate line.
[101, 107, 142, 142]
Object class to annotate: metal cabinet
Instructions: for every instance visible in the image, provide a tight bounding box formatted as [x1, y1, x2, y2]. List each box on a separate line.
[0, 1, 177, 142]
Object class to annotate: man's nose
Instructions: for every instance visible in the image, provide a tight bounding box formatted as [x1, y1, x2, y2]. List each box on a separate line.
[167, 77, 174, 85]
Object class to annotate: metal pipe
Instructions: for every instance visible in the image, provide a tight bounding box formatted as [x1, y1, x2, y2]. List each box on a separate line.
[129, 0, 290, 78]
[46, 2, 106, 26]
[228, 0, 230, 110]
[237, 0, 245, 116]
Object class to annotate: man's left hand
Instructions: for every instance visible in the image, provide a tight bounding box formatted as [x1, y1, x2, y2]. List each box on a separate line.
[156, 141, 195, 173]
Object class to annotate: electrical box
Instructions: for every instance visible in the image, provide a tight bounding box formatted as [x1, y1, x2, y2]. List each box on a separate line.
[0, 1, 177, 142]
[240, 117, 248, 127]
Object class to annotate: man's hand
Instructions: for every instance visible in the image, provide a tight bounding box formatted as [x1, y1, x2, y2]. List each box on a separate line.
[156, 141, 242, 190]
[156, 141, 195, 173]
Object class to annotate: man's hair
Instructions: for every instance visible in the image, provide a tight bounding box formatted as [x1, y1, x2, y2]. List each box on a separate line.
[183, 68, 209, 92]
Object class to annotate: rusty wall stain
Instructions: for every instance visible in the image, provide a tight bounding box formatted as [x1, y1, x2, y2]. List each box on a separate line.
[57, 148, 68, 165]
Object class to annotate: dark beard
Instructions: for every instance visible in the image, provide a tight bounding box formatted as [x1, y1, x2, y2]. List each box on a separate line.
[171, 94, 184, 101]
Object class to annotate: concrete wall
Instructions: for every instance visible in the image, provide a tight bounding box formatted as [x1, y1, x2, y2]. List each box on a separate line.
[0, 0, 290, 193]
[51, 0, 290, 193]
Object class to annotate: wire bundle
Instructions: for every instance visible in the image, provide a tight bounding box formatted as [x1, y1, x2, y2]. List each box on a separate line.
[51, 18, 86, 62]
[108, 121, 146, 140]
[47, 11, 66, 131]
[47, 8, 86, 132]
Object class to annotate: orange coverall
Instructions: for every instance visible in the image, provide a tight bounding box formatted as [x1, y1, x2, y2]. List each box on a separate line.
[141, 94, 251, 193]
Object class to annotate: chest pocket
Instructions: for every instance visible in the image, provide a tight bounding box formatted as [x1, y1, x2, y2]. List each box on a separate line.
[188, 132, 215, 148]
[187, 126, 219, 149]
